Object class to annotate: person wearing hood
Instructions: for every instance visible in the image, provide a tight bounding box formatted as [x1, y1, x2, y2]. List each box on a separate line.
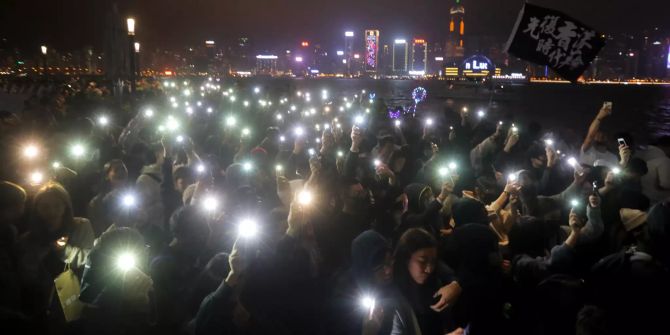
[76, 227, 155, 335]
[150, 205, 213, 334]
[322, 230, 397, 335]
[449, 224, 506, 335]
[0, 181, 28, 331]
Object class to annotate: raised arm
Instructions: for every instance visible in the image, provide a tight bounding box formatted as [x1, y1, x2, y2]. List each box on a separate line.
[577, 195, 605, 245]
[581, 103, 611, 153]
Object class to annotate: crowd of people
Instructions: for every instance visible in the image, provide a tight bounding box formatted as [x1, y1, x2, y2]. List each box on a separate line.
[1, 76, 670, 335]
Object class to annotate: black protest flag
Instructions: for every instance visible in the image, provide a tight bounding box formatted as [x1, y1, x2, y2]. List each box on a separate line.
[505, 3, 606, 82]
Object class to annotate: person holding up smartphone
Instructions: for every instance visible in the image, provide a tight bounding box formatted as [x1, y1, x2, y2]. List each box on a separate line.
[579, 101, 619, 167]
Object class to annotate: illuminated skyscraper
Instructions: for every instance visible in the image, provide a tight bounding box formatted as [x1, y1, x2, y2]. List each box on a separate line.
[411, 38, 428, 74]
[364, 30, 380, 73]
[392, 39, 408, 74]
[344, 31, 355, 74]
[445, 0, 465, 62]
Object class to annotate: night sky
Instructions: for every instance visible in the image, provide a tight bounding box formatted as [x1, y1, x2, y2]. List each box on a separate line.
[0, 0, 667, 52]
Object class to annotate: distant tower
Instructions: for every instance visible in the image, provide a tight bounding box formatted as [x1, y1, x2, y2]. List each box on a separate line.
[411, 38, 428, 74]
[364, 30, 380, 73]
[344, 31, 355, 75]
[445, 0, 465, 64]
[392, 39, 408, 74]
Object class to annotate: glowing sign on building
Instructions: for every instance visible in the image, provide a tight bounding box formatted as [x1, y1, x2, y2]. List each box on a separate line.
[461, 55, 494, 77]
[365, 30, 380, 72]
[667, 45, 670, 69]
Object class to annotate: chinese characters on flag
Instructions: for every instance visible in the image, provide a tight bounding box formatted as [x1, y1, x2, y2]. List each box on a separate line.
[505, 3, 606, 82]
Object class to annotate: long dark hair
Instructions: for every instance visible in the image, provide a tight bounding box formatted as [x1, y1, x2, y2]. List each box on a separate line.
[393, 228, 437, 286]
[29, 182, 75, 239]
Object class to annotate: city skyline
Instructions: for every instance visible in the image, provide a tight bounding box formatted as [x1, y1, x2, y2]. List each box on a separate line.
[1, 0, 668, 52]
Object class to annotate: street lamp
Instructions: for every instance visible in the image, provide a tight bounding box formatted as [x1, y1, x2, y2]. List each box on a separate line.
[40, 45, 47, 74]
[127, 17, 137, 94]
[126, 18, 136, 36]
[134, 42, 140, 77]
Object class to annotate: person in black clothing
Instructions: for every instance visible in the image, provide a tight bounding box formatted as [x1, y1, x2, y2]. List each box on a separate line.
[150, 205, 213, 335]
[392, 228, 461, 335]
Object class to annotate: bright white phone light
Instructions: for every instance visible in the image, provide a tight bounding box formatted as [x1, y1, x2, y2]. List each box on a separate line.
[23, 144, 39, 159]
[98, 116, 109, 126]
[567, 157, 578, 167]
[29, 171, 44, 184]
[297, 190, 313, 205]
[122, 194, 136, 207]
[426, 118, 433, 126]
[361, 295, 376, 311]
[71, 144, 86, 158]
[238, 219, 258, 238]
[144, 109, 154, 118]
[544, 139, 554, 146]
[202, 196, 219, 212]
[116, 252, 136, 272]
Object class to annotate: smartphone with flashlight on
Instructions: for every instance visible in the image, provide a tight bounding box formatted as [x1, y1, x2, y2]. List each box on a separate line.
[617, 137, 627, 147]
[603, 101, 613, 109]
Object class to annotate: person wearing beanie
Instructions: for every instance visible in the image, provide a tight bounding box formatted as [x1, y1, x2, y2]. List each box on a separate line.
[589, 202, 670, 335]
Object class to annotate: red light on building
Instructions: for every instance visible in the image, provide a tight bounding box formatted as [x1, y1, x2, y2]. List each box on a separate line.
[301, 41, 309, 47]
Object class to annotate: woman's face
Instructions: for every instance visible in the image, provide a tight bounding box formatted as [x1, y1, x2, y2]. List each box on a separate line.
[36, 192, 66, 231]
[407, 247, 437, 285]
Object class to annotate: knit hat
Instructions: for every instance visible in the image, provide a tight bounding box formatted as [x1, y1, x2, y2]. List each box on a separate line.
[619, 208, 647, 232]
